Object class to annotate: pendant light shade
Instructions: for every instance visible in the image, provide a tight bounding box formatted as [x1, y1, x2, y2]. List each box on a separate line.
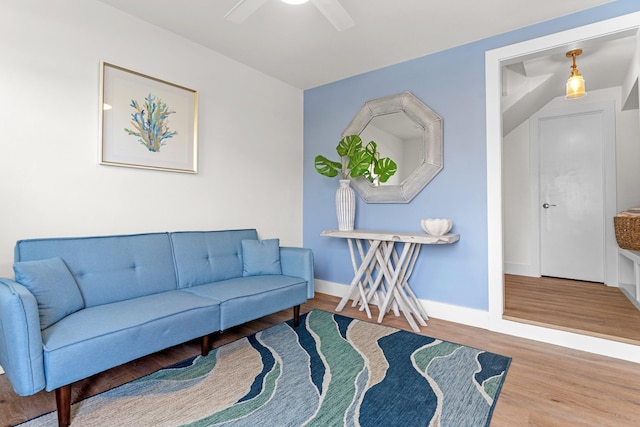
[565, 49, 586, 99]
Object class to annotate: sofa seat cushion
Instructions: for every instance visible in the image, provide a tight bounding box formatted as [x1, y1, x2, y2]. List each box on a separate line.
[40, 290, 220, 390]
[183, 275, 308, 330]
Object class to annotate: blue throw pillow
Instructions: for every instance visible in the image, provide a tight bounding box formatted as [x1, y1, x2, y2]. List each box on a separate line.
[241, 238, 282, 276]
[13, 257, 85, 329]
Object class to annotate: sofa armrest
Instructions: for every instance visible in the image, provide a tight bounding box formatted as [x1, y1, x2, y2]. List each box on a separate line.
[0, 278, 45, 396]
[280, 247, 314, 299]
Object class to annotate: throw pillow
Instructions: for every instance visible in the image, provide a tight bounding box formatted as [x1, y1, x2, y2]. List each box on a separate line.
[241, 238, 282, 276]
[13, 256, 85, 329]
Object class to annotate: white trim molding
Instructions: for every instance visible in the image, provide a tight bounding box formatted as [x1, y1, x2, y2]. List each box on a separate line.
[486, 11, 640, 364]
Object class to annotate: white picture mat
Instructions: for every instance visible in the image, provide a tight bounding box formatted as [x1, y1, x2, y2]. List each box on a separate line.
[100, 62, 198, 173]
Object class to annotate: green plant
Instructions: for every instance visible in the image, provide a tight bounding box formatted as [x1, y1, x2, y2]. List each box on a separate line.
[314, 135, 397, 184]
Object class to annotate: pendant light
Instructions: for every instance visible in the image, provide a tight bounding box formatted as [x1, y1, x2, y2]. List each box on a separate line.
[565, 49, 586, 99]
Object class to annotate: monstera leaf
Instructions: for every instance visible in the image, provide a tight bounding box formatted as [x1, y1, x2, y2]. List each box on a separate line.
[348, 149, 374, 178]
[373, 157, 398, 183]
[314, 155, 342, 178]
[314, 134, 397, 182]
[360, 141, 397, 184]
[336, 135, 363, 158]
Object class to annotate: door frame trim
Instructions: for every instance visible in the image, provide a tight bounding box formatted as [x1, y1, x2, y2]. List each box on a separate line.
[485, 11, 640, 362]
[530, 102, 616, 284]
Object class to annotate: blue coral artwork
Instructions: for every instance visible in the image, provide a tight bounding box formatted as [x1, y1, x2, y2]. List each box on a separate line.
[100, 61, 198, 173]
[124, 94, 177, 152]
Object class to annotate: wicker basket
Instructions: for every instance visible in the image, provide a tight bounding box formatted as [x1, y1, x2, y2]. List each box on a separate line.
[614, 214, 640, 250]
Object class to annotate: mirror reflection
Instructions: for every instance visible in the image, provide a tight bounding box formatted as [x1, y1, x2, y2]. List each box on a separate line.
[359, 112, 424, 186]
[342, 92, 443, 203]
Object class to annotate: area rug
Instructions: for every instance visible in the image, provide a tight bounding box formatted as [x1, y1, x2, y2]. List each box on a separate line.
[21, 310, 510, 426]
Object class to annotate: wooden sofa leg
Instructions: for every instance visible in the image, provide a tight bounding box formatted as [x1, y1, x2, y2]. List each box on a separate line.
[201, 334, 211, 356]
[293, 305, 300, 327]
[55, 384, 71, 427]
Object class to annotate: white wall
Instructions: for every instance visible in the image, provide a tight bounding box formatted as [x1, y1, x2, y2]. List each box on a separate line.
[503, 86, 640, 274]
[503, 121, 532, 269]
[0, 0, 304, 277]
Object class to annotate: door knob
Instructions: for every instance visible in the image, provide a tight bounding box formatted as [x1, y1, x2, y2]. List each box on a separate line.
[542, 203, 556, 209]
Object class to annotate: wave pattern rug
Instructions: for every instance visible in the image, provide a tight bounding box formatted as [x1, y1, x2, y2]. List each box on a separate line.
[22, 310, 511, 427]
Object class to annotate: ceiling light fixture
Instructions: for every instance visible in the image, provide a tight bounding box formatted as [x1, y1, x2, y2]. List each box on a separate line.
[565, 49, 586, 99]
[281, 0, 309, 4]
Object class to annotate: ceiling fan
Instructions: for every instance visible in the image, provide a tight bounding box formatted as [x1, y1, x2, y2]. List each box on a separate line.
[225, 0, 355, 31]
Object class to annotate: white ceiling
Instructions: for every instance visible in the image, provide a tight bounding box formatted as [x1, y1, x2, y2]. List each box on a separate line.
[501, 31, 638, 135]
[96, 0, 615, 90]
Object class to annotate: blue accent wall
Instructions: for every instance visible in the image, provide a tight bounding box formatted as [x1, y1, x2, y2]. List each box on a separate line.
[303, 0, 640, 311]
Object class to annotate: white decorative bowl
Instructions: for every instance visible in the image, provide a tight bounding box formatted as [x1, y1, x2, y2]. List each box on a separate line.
[421, 218, 452, 236]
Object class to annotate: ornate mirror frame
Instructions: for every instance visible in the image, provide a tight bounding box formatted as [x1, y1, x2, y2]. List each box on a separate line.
[342, 92, 443, 203]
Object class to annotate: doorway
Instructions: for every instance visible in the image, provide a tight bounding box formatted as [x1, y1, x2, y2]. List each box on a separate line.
[486, 11, 640, 362]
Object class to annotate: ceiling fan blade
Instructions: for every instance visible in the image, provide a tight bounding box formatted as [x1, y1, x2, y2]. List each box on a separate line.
[310, 0, 355, 31]
[224, 0, 269, 24]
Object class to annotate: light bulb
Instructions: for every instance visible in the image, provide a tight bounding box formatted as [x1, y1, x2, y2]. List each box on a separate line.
[566, 75, 586, 99]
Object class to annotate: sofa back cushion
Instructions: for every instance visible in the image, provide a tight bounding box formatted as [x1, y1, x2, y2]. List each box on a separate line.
[170, 229, 258, 288]
[14, 233, 177, 307]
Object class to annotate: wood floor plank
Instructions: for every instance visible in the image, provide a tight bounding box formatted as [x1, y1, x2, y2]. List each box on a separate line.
[1, 293, 639, 426]
[503, 274, 640, 344]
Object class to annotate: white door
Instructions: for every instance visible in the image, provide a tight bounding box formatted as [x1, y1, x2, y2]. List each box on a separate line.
[538, 110, 605, 283]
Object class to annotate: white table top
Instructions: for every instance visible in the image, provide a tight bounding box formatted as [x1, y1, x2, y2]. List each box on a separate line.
[321, 229, 459, 244]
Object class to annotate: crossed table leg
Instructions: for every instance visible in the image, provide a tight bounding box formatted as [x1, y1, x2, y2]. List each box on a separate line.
[335, 237, 428, 332]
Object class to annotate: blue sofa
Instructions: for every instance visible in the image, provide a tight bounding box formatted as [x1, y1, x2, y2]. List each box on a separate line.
[0, 229, 314, 426]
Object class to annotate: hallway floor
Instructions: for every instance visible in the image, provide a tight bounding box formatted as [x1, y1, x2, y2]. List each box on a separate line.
[503, 274, 640, 345]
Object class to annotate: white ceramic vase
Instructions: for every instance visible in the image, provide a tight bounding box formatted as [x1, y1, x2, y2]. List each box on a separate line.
[336, 179, 356, 231]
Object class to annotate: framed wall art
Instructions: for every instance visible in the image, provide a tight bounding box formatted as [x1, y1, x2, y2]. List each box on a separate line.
[99, 62, 198, 173]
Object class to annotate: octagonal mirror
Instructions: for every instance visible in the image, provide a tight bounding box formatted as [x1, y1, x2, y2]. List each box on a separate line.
[342, 92, 443, 203]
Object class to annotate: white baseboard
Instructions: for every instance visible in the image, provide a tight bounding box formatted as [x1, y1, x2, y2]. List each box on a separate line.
[315, 279, 351, 299]
[503, 262, 537, 277]
[314, 279, 489, 328]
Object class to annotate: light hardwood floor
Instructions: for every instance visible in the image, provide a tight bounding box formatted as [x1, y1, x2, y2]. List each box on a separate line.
[504, 274, 640, 345]
[1, 292, 639, 426]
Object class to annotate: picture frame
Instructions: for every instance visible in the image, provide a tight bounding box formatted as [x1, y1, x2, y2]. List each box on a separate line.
[99, 62, 198, 173]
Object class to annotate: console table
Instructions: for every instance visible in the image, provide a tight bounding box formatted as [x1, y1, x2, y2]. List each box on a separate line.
[321, 229, 459, 331]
